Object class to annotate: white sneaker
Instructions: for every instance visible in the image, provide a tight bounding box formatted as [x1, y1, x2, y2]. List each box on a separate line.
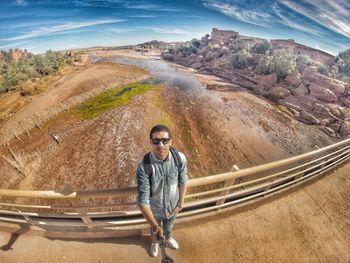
[150, 242, 159, 257]
[166, 237, 179, 250]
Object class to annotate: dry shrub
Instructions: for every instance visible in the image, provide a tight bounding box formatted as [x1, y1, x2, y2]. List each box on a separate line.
[20, 80, 47, 96]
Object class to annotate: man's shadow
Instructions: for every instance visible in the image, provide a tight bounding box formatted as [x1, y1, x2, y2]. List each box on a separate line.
[0, 225, 29, 251]
[46, 233, 151, 254]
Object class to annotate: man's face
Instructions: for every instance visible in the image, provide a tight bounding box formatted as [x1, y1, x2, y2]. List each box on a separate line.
[150, 131, 172, 160]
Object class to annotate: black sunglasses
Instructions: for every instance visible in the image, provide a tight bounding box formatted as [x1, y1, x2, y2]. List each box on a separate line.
[151, 138, 171, 145]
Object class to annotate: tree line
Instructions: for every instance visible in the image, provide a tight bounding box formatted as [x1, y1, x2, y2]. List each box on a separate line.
[0, 50, 80, 94]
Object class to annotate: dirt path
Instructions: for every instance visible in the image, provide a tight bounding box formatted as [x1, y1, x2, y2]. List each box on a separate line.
[0, 161, 349, 263]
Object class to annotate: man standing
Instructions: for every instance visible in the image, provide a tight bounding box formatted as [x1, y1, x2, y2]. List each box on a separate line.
[136, 125, 188, 257]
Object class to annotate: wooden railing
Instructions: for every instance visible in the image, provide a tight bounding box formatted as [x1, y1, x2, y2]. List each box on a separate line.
[0, 138, 349, 238]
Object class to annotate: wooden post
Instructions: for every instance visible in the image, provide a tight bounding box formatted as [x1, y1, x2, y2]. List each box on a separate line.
[216, 165, 240, 206]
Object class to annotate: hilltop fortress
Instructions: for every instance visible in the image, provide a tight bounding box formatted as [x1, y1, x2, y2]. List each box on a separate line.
[10, 48, 28, 61]
[210, 28, 334, 64]
[0, 48, 29, 64]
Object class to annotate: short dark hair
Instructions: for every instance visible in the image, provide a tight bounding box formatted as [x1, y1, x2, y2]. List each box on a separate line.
[150, 125, 172, 139]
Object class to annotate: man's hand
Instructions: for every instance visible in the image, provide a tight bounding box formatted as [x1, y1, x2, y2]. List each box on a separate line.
[152, 225, 164, 239]
[171, 205, 183, 216]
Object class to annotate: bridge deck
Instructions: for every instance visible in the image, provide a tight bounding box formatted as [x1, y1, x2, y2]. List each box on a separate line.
[0, 161, 349, 263]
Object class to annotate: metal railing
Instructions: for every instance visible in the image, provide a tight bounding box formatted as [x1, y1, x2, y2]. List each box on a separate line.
[0, 138, 349, 237]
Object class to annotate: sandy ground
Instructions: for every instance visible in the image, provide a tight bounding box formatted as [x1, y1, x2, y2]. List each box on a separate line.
[0, 160, 349, 263]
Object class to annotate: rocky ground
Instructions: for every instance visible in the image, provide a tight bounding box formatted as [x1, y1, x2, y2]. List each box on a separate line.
[162, 37, 350, 139]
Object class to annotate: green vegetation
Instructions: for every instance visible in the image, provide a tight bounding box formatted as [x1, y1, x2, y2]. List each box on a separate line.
[179, 45, 198, 57]
[251, 41, 272, 54]
[296, 54, 314, 65]
[76, 83, 158, 119]
[164, 38, 201, 57]
[232, 49, 252, 69]
[335, 48, 350, 76]
[0, 50, 80, 94]
[230, 38, 247, 52]
[273, 49, 296, 79]
[317, 64, 329, 75]
[257, 48, 296, 80]
[178, 39, 200, 57]
[256, 55, 273, 74]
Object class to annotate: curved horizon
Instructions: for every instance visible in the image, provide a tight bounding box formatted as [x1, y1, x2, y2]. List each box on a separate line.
[1, 0, 350, 55]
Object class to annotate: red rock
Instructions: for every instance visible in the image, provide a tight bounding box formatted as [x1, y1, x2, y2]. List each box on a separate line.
[298, 110, 320, 125]
[268, 86, 291, 101]
[320, 126, 337, 137]
[320, 119, 333, 126]
[326, 104, 346, 118]
[312, 103, 333, 119]
[344, 83, 350, 96]
[340, 121, 350, 137]
[259, 73, 277, 87]
[291, 83, 308, 97]
[285, 69, 301, 87]
[340, 97, 350, 107]
[280, 101, 302, 112]
[329, 122, 342, 133]
[253, 85, 269, 96]
[326, 81, 345, 97]
[302, 67, 345, 97]
[309, 83, 338, 103]
[279, 97, 304, 112]
[299, 94, 319, 107]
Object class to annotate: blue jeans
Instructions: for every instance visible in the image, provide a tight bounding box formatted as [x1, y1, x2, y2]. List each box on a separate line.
[151, 208, 177, 240]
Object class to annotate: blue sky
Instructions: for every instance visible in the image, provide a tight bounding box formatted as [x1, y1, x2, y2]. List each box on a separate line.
[1, 0, 350, 55]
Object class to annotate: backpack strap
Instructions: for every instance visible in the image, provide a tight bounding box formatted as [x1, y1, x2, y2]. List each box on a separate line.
[143, 152, 152, 176]
[143, 152, 153, 197]
[169, 147, 183, 184]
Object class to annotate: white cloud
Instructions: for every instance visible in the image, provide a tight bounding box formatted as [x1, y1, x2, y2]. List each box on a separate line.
[203, 0, 271, 27]
[109, 28, 138, 34]
[0, 41, 28, 49]
[15, 0, 28, 6]
[281, 0, 350, 38]
[123, 2, 179, 12]
[71, 0, 179, 11]
[272, 4, 322, 36]
[110, 26, 192, 35]
[128, 15, 156, 18]
[146, 27, 191, 35]
[1, 19, 125, 41]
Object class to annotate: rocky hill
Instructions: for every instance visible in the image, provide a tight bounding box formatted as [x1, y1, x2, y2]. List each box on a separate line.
[162, 28, 350, 138]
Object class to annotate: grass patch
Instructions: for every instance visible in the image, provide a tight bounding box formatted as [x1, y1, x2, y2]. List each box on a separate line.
[76, 82, 158, 119]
